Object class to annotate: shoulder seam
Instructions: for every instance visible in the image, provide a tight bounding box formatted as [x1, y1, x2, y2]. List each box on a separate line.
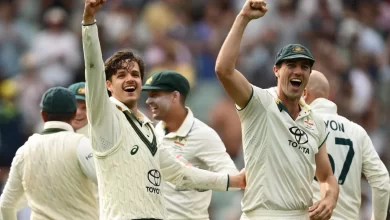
[236, 86, 254, 111]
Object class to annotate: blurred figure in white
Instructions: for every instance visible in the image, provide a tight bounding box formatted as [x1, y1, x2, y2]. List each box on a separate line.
[31, 7, 81, 87]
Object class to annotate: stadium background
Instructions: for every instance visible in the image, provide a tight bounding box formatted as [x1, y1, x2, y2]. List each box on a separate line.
[0, 0, 389, 219]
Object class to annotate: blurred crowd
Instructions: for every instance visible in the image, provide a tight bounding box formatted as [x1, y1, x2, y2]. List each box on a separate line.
[0, 0, 389, 219]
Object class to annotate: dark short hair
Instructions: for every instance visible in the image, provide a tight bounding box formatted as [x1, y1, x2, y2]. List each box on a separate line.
[44, 112, 75, 122]
[104, 49, 145, 81]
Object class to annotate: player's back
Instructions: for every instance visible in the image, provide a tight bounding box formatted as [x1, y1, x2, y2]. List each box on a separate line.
[22, 131, 98, 220]
[312, 106, 365, 219]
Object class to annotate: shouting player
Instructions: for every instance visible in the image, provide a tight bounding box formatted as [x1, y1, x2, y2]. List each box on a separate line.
[82, 0, 246, 219]
[215, 0, 339, 219]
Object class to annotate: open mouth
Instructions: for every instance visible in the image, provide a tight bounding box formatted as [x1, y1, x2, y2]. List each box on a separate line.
[124, 86, 136, 92]
[290, 79, 302, 88]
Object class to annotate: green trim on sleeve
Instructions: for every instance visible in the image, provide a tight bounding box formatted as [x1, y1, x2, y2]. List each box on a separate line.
[82, 20, 97, 26]
[318, 132, 330, 149]
[236, 86, 254, 111]
[226, 174, 230, 191]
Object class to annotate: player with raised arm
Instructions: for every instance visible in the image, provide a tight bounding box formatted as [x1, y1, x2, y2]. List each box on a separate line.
[215, 0, 339, 219]
[304, 70, 390, 220]
[0, 87, 98, 220]
[142, 70, 240, 220]
[82, 0, 245, 219]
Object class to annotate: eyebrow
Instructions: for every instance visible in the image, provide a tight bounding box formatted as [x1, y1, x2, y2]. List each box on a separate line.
[116, 70, 126, 74]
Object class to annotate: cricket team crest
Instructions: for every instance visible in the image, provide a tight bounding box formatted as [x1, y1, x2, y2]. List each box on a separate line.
[304, 116, 315, 131]
[77, 87, 85, 94]
[292, 45, 305, 53]
[174, 137, 187, 147]
[145, 76, 153, 85]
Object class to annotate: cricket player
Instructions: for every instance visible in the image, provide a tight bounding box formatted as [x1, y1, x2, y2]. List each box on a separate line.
[304, 70, 390, 220]
[215, 0, 339, 219]
[69, 82, 89, 136]
[0, 87, 98, 220]
[142, 70, 240, 220]
[82, 0, 245, 219]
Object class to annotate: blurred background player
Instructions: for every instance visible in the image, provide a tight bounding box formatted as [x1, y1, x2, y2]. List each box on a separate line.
[143, 70, 239, 220]
[82, 0, 245, 219]
[68, 82, 89, 136]
[215, 0, 339, 219]
[0, 87, 97, 220]
[304, 70, 390, 220]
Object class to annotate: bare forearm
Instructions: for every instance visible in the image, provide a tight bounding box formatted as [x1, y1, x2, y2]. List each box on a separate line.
[215, 14, 250, 76]
[82, 13, 95, 25]
[320, 176, 339, 203]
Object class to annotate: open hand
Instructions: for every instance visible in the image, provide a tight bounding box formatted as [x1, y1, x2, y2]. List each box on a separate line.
[240, 0, 268, 21]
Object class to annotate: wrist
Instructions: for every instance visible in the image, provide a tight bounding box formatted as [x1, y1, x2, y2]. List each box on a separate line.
[324, 190, 337, 206]
[82, 15, 95, 25]
[236, 13, 252, 25]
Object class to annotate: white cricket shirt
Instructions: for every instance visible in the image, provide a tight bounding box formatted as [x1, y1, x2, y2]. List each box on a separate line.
[82, 23, 230, 220]
[237, 86, 328, 217]
[0, 121, 98, 220]
[310, 98, 390, 220]
[155, 108, 239, 220]
[76, 124, 89, 137]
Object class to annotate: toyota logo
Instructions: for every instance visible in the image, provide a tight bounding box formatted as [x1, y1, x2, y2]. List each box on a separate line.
[289, 126, 308, 144]
[147, 169, 161, 186]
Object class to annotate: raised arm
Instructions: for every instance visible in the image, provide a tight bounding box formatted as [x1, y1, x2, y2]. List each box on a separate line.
[82, 0, 119, 152]
[215, 0, 267, 109]
[359, 128, 390, 220]
[159, 145, 245, 191]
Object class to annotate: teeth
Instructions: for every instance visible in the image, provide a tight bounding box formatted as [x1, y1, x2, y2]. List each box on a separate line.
[290, 79, 302, 83]
[124, 86, 135, 90]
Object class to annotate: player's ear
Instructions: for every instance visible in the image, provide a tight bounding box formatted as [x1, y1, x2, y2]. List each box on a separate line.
[273, 65, 280, 78]
[41, 110, 48, 122]
[106, 80, 113, 93]
[303, 88, 308, 100]
[172, 91, 180, 103]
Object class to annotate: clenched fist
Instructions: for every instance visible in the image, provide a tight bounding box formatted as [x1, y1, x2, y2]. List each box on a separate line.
[83, 0, 106, 24]
[240, 0, 268, 20]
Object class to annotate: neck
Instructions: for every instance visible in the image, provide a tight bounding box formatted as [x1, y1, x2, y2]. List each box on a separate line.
[277, 88, 301, 120]
[165, 107, 188, 133]
[129, 105, 138, 114]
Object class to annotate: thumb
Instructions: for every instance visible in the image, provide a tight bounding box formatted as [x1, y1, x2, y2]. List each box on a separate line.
[308, 201, 320, 212]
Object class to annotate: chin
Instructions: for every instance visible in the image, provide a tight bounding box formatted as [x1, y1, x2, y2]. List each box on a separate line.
[152, 114, 161, 120]
[286, 92, 302, 100]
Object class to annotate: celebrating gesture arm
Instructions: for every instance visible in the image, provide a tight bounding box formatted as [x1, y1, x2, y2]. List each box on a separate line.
[83, 0, 105, 24]
[215, 0, 268, 109]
